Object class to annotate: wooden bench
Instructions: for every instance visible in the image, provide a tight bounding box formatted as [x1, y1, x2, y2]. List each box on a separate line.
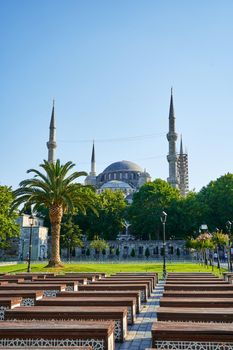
[114, 272, 158, 288]
[18, 280, 79, 291]
[151, 321, 233, 349]
[160, 297, 233, 308]
[0, 320, 114, 350]
[0, 297, 22, 321]
[57, 290, 141, 313]
[0, 290, 43, 306]
[5, 306, 128, 342]
[165, 280, 228, 284]
[43, 276, 88, 285]
[163, 290, 233, 298]
[65, 273, 106, 280]
[0, 284, 66, 296]
[0, 278, 26, 283]
[36, 296, 137, 324]
[88, 282, 148, 301]
[164, 284, 233, 291]
[104, 277, 153, 293]
[157, 306, 233, 323]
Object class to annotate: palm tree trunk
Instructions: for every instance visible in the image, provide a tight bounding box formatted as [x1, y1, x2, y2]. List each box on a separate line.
[46, 204, 64, 268]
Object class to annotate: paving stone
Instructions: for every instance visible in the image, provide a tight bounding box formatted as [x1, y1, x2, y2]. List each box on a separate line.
[116, 280, 164, 350]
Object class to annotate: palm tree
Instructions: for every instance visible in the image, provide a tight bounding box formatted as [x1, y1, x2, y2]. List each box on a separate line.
[12, 160, 95, 267]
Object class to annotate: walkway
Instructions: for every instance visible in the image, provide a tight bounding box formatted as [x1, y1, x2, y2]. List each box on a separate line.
[116, 281, 164, 350]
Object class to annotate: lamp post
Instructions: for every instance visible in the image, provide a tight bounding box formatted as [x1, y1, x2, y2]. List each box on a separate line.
[27, 214, 35, 273]
[226, 220, 232, 272]
[160, 211, 167, 279]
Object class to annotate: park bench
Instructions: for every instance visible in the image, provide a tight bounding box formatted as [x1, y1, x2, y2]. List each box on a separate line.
[0, 320, 115, 350]
[0, 297, 21, 321]
[151, 321, 233, 349]
[101, 276, 153, 296]
[18, 280, 79, 291]
[0, 283, 66, 296]
[65, 273, 106, 279]
[0, 282, 9, 286]
[36, 296, 137, 324]
[166, 277, 222, 282]
[164, 284, 233, 291]
[79, 283, 147, 302]
[163, 290, 233, 298]
[0, 290, 43, 306]
[114, 272, 158, 287]
[157, 306, 233, 323]
[5, 305, 128, 342]
[167, 272, 215, 276]
[88, 281, 148, 300]
[43, 276, 88, 285]
[160, 297, 233, 308]
[57, 290, 141, 313]
[165, 280, 228, 284]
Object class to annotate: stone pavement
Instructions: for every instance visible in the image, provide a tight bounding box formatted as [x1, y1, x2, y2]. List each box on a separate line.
[116, 281, 164, 350]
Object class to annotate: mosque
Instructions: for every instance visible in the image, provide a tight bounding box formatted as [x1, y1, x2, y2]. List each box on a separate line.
[47, 90, 189, 197]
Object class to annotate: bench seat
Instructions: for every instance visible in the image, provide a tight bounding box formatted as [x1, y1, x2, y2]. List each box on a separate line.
[86, 283, 148, 301]
[0, 290, 43, 306]
[164, 284, 233, 291]
[5, 305, 128, 342]
[57, 290, 141, 313]
[157, 306, 233, 323]
[36, 296, 136, 324]
[0, 297, 22, 321]
[18, 280, 79, 291]
[151, 321, 233, 349]
[0, 284, 66, 296]
[103, 277, 153, 293]
[0, 320, 114, 350]
[160, 297, 233, 308]
[163, 290, 233, 298]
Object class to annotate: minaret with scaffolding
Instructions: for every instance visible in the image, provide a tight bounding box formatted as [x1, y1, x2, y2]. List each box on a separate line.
[177, 136, 189, 196]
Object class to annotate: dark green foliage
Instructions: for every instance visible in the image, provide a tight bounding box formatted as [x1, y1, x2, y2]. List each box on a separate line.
[130, 248, 136, 257]
[145, 247, 150, 258]
[0, 186, 20, 248]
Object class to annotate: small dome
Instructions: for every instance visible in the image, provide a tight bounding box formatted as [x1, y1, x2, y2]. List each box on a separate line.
[103, 160, 143, 173]
[101, 180, 133, 190]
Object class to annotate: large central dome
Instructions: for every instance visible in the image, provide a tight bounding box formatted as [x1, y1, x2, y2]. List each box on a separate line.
[103, 160, 143, 173]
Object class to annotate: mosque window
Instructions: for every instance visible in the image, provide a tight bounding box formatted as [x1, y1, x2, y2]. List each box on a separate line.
[119, 173, 122, 180]
[114, 173, 116, 180]
[125, 173, 128, 179]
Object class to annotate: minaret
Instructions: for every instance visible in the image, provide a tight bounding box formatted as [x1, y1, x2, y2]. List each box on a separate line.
[167, 88, 178, 188]
[47, 101, 57, 163]
[84, 142, 97, 186]
[90, 141, 96, 176]
[177, 135, 189, 196]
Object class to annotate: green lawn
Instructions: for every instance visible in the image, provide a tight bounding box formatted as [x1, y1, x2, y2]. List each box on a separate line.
[0, 262, 226, 277]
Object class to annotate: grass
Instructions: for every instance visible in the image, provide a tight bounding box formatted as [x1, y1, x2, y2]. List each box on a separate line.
[0, 262, 226, 277]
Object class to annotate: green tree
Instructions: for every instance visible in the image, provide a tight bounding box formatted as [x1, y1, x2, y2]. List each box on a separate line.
[145, 247, 150, 258]
[60, 215, 83, 261]
[90, 235, 109, 257]
[0, 186, 19, 248]
[130, 248, 136, 258]
[212, 231, 229, 269]
[74, 189, 127, 241]
[127, 179, 180, 240]
[12, 160, 95, 267]
[197, 174, 233, 231]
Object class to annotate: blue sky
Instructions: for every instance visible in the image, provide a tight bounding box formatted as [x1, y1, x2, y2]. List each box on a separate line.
[1, 0, 233, 191]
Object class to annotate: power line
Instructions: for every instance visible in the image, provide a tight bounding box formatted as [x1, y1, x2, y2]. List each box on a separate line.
[58, 132, 165, 144]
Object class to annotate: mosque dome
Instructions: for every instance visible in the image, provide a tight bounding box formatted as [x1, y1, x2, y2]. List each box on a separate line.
[101, 180, 133, 190]
[103, 160, 143, 173]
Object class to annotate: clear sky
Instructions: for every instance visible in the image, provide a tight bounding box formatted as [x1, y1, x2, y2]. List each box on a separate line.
[1, 0, 233, 191]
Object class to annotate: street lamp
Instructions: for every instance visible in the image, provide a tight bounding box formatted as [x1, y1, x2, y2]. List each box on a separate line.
[27, 213, 35, 273]
[160, 211, 167, 279]
[226, 220, 232, 272]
